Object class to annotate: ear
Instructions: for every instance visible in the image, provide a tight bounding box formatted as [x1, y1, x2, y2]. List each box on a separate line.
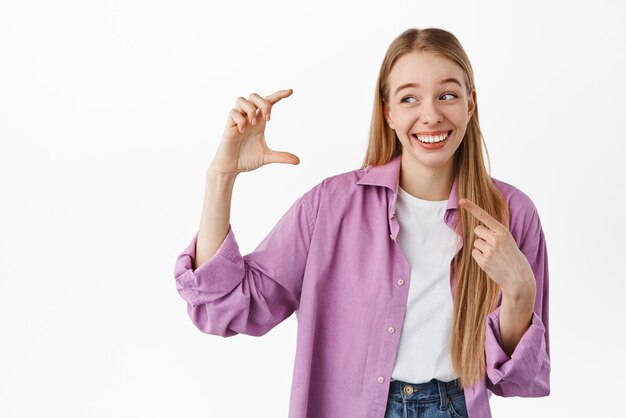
[468, 89, 476, 117]
[384, 103, 395, 129]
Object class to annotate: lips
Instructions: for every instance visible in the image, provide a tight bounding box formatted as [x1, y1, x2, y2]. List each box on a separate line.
[412, 130, 452, 142]
[413, 130, 450, 136]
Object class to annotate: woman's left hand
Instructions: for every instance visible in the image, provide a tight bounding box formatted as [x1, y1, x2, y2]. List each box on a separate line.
[458, 198, 536, 298]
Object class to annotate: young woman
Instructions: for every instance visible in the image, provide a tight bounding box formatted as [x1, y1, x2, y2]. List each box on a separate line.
[174, 27, 551, 418]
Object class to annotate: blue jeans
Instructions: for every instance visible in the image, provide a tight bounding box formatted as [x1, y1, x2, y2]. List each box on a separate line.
[384, 378, 469, 418]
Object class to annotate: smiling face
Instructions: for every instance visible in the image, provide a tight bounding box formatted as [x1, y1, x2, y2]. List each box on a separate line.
[384, 51, 476, 176]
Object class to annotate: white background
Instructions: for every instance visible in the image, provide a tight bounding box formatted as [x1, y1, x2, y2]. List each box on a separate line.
[1, 0, 624, 417]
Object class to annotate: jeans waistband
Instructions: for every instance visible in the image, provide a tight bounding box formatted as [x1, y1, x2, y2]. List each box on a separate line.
[387, 378, 464, 407]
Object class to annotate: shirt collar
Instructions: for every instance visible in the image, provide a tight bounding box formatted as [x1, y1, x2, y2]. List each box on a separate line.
[356, 153, 459, 213]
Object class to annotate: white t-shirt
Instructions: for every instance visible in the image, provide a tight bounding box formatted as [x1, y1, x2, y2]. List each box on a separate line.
[390, 185, 462, 384]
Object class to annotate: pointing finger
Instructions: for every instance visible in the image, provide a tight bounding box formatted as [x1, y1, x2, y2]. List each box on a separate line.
[459, 198, 502, 231]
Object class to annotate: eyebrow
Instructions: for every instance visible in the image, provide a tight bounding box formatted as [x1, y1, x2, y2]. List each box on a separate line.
[394, 78, 463, 96]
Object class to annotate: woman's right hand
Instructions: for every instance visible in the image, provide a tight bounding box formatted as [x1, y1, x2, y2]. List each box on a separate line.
[209, 89, 300, 177]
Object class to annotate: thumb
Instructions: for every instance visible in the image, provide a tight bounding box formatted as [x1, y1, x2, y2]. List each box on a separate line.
[265, 150, 300, 165]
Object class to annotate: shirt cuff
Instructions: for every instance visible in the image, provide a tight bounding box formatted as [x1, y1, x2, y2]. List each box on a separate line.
[485, 304, 547, 387]
[174, 224, 245, 307]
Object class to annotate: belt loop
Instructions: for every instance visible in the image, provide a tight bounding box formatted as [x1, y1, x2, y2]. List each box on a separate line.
[437, 380, 446, 410]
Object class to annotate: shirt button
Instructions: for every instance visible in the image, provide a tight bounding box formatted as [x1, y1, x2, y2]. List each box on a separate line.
[388, 327, 395, 333]
[389, 233, 393, 239]
[397, 279, 404, 286]
[377, 376, 385, 383]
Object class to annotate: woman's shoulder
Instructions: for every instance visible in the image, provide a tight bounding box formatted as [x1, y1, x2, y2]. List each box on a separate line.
[491, 177, 539, 213]
[304, 165, 368, 195]
[491, 176, 544, 246]
[294, 165, 367, 212]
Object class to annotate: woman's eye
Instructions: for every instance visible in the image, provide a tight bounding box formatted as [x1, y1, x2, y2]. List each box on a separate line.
[400, 93, 457, 103]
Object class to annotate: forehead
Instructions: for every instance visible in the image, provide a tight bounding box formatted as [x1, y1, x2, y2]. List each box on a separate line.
[389, 51, 465, 88]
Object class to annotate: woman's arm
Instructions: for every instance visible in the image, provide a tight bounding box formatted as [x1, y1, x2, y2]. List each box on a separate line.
[174, 183, 321, 337]
[499, 271, 536, 357]
[194, 165, 237, 270]
[484, 207, 551, 397]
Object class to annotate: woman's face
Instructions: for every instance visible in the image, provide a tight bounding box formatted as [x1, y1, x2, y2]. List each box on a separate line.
[384, 51, 476, 172]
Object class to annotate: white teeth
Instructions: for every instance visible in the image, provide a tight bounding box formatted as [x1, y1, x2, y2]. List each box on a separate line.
[414, 131, 449, 143]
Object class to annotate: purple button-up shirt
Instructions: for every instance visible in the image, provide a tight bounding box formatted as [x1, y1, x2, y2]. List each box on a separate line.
[174, 154, 550, 418]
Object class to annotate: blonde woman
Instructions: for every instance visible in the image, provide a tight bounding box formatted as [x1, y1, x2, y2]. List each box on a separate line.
[174, 27, 550, 418]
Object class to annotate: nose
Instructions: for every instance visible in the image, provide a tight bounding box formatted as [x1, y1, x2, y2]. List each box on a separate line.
[418, 98, 443, 125]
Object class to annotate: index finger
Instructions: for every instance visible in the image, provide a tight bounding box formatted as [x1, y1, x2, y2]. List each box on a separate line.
[264, 88, 293, 105]
[459, 198, 502, 231]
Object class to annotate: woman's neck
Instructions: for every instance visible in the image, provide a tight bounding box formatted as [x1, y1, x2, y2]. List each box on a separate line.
[398, 156, 455, 201]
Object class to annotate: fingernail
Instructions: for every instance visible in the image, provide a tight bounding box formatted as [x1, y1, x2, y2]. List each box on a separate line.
[252, 117, 257, 124]
[266, 114, 270, 121]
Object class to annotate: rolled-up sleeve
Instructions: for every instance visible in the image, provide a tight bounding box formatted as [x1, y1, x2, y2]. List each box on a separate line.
[174, 185, 319, 338]
[485, 207, 551, 397]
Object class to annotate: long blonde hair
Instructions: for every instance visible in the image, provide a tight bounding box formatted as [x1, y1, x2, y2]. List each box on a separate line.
[361, 27, 510, 388]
